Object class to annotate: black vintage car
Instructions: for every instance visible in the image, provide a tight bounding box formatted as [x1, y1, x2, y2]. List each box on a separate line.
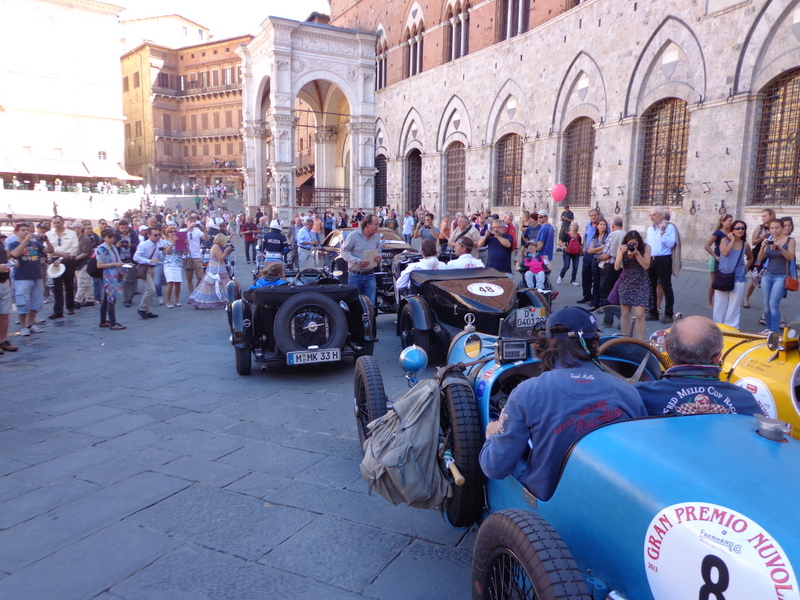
[397, 267, 549, 359]
[226, 272, 376, 375]
[320, 227, 420, 314]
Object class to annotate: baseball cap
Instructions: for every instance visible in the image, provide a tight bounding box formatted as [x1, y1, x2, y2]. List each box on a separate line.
[545, 306, 600, 339]
[538, 209, 548, 217]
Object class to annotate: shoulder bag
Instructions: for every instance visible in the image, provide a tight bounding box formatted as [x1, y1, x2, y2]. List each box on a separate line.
[712, 246, 743, 292]
[134, 243, 158, 280]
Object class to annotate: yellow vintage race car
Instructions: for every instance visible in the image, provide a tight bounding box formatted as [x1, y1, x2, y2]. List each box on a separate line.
[716, 322, 800, 441]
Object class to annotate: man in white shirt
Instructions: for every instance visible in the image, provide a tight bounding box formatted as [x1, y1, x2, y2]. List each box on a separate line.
[445, 238, 484, 269]
[133, 227, 165, 319]
[45, 215, 79, 318]
[181, 218, 208, 296]
[645, 206, 677, 324]
[395, 239, 444, 302]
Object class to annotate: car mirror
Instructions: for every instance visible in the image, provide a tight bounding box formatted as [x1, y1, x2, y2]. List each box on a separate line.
[767, 331, 780, 352]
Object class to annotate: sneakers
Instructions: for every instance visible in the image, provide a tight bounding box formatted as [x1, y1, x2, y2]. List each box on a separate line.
[158, 297, 164, 305]
[571, 281, 580, 287]
[18, 327, 30, 336]
[29, 325, 44, 334]
[138, 310, 159, 319]
[0, 340, 18, 352]
[556, 277, 562, 285]
[760, 329, 773, 335]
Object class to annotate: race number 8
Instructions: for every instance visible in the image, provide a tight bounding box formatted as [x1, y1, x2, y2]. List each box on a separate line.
[699, 554, 729, 600]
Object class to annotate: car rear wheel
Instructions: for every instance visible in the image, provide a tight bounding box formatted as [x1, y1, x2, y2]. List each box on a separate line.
[234, 346, 251, 376]
[400, 304, 430, 355]
[472, 509, 591, 600]
[274, 293, 348, 354]
[354, 355, 388, 445]
[441, 383, 484, 528]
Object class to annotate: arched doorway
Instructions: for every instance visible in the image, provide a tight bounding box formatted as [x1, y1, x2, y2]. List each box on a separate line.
[406, 149, 422, 212]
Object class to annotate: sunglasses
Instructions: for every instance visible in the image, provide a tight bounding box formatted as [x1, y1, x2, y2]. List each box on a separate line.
[733, 227, 746, 231]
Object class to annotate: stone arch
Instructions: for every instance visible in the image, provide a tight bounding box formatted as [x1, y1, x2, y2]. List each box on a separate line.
[625, 16, 707, 116]
[398, 107, 427, 156]
[736, 0, 800, 93]
[375, 118, 390, 157]
[405, 1, 426, 32]
[436, 95, 472, 151]
[552, 51, 607, 131]
[291, 69, 358, 115]
[485, 79, 527, 144]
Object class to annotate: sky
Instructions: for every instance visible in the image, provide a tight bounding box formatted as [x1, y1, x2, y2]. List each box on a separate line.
[118, 0, 331, 38]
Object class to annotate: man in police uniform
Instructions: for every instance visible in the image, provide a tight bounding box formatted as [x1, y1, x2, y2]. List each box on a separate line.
[262, 220, 288, 264]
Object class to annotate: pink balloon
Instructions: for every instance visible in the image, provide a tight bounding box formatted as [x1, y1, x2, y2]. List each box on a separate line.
[551, 184, 567, 203]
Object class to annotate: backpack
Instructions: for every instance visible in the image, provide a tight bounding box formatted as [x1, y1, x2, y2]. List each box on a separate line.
[360, 379, 452, 509]
[566, 234, 581, 256]
[86, 251, 103, 279]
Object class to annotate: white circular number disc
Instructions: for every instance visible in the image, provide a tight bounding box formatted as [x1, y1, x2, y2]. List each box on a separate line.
[644, 502, 799, 600]
[733, 377, 777, 418]
[467, 282, 504, 297]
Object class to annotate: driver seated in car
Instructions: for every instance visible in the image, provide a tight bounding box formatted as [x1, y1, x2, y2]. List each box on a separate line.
[444, 237, 484, 269]
[395, 240, 444, 301]
[248, 262, 288, 290]
[480, 306, 647, 501]
[635, 315, 767, 416]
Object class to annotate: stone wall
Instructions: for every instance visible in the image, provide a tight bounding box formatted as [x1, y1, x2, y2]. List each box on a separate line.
[334, 0, 800, 260]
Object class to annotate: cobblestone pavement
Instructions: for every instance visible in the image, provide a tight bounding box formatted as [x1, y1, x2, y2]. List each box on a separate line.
[0, 247, 797, 599]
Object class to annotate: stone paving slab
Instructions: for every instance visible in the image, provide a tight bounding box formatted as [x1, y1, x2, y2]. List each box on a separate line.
[0, 522, 180, 600]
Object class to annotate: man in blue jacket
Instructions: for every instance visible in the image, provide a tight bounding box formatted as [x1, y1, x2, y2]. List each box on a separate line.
[635, 316, 767, 416]
[480, 306, 647, 500]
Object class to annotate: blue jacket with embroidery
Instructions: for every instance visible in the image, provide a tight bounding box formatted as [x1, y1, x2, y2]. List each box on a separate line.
[635, 365, 767, 416]
[479, 360, 647, 501]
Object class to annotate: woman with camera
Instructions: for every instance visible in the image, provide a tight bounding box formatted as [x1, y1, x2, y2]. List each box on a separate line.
[756, 219, 796, 333]
[187, 233, 234, 310]
[614, 231, 652, 339]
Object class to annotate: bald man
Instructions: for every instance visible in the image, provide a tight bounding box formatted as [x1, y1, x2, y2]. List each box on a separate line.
[635, 316, 768, 416]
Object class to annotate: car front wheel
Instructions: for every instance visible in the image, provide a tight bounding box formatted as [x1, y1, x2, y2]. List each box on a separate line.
[234, 346, 251, 376]
[354, 355, 388, 445]
[472, 509, 590, 600]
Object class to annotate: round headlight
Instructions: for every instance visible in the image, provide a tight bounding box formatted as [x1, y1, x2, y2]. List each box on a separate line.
[399, 345, 428, 374]
[464, 333, 482, 359]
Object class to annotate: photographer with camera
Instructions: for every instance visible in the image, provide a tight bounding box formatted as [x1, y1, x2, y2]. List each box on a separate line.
[413, 213, 439, 244]
[114, 219, 140, 307]
[755, 218, 796, 334]
[478, 219, 514, 276]
[613, 230, 652, 340]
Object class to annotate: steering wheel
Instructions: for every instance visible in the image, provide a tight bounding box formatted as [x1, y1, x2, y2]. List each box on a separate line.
[293, 268, 325, 286]
[597, 336, 670, 384]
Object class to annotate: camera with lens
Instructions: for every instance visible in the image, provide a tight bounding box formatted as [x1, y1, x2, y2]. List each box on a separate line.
[626, 242, 637, 253]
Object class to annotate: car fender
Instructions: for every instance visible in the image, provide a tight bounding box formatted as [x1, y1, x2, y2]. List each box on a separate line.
[226, 279, 241, 305]
[230, 299, 250, 349]
[397, 296, 432, 336]
[357, 294, 376, 341]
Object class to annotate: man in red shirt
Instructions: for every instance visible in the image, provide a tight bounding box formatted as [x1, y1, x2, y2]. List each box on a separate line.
[240, 217, 258, 264]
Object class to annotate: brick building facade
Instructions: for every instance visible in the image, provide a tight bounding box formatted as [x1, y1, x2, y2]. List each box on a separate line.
[121, 34, 252, 194]
[320, 0, 800, 260]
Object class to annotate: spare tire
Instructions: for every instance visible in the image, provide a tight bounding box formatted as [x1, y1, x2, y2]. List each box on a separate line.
[274, 292, 348, 354]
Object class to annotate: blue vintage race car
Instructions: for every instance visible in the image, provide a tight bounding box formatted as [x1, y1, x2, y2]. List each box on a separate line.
[355, 308, 800, 600]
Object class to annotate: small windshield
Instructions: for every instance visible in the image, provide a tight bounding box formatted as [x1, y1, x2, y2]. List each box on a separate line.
[499, 307, 547, 340]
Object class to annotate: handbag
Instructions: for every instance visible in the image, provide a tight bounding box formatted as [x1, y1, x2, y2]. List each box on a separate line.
[134, 243, 158, 280]
[712, 247, 743, 292]
[608, 275, 622, 305]
[786, 260, 799, 292]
